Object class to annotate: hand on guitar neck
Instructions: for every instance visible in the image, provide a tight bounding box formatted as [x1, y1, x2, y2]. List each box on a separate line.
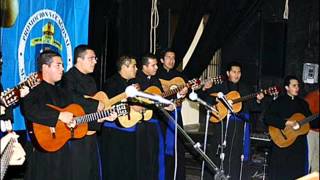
[177, 87, 188, 99]
[210, 86, 279, 123]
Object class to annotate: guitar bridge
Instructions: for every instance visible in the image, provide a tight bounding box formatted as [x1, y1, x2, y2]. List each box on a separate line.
[50, 127, 56, 139]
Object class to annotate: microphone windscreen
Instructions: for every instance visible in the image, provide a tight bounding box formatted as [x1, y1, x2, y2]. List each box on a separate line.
[189, 92, 198, 101]
[125, 85, 137, 97]
[217, 92, 224, 98]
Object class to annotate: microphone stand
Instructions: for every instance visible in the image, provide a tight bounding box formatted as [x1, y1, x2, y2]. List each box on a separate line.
[158, 107, 228, 180]
[200, 110, 211, 180]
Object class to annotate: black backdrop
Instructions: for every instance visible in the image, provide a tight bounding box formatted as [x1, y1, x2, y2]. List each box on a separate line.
[88, 0, 317, 90]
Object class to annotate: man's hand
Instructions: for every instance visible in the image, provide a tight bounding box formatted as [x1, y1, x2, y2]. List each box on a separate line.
[97, 101, 105, 111]
[0, 105, 5, 115]
[285, 120, 300, 130]
[58, 112, 75, 128]
[164, 104, 175, 111]
[178, 87, 188, 99]
[202, 81, 213, 91]
[256, 92, 264, 104]
[20, 86, 30, 98]
[97, 112, 118, 122]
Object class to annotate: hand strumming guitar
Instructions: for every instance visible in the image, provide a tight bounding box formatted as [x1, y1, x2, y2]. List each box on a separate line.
[58, 111, 75, 128]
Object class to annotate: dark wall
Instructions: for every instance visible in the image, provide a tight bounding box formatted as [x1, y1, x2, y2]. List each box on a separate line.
[285, 0, 319, 95]
[220, 0, 318, 92]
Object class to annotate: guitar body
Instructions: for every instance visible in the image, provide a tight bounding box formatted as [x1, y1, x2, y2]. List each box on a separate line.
[91, 91, 111, 108]
[144, 86, 162, 95]
[87, 91, 146, 128]
[269, 113, 310, 148]
[160, 77, 185, 92]
[32, 104, 88, 152]
[87, 91, 129, 109]
[210, 91, 242, 123]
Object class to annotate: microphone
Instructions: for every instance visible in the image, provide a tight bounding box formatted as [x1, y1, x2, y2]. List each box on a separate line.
[217, 92, 234, 113]
[189, 91, 218, 113]
[125, 85, 173, 105]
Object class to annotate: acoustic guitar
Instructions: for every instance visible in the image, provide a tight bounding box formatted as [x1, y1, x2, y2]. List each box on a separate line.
[159, 75, 223, 92]
[31, 103, 128, 152]
[210, 86, 279, 123]
[139, 76, 225, 121]
[0, 72, 41, 108]
[86, 90, 146, 128]
[269, 113, 319, 148]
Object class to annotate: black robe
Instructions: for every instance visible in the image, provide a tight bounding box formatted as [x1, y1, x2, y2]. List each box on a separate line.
[156, 65, 186, 180]
[61, 67, 101, 180]
[201, 80, 260, 180]
[100, 73, 137, 180]
[133, 70, 165, 180]
[21, 81, 73, 180]
[264, 94, 317, 180]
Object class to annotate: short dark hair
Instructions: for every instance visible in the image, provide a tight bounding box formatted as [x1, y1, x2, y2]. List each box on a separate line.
[284, 75, 299, 87]
[141, 53, 157, 66]
[37, 50, 61, 71]
[116, 55, 135, 72]
[74, 44, 93, 64]
[159, 48, 175, 60]
[226, 61, 242, 72]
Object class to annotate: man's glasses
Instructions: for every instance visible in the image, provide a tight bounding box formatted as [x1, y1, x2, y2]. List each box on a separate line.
[82, 56, 98, 61]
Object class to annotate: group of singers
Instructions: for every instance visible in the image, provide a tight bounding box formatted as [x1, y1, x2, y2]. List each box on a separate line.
[0, 46, 319, 180]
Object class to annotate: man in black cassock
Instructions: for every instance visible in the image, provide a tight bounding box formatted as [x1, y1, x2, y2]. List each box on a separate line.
[264, 75, 319, 180]
[201, 61, 264, 180]
[21, 50, 75, 180]
[61, 45, 116, 180]
[133, 53, 166, 180]
[100, 55, 138, 180]
[156, 49, 188, 180]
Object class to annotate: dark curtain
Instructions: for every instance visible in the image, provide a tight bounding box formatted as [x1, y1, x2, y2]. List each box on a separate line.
[170, 0, 262, 78]
[89, 0, 263, 84]
[89, 0, 151, 88]
[170, 0, 212, 68]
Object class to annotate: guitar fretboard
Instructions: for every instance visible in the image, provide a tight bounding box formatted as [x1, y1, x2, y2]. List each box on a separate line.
[233, 93, 258, 103]
[233, 88, 275, 103]
[298, 114, 319, 126]
[74, 105, 127, 124]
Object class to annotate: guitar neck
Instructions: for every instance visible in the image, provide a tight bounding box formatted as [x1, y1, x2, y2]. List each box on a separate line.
[233, 88, 271, 103]
[233, 93, 257, 103]
[74, 105, 126, 124]
[201, 75, 223, 86]
[298, 114, 319, 126]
